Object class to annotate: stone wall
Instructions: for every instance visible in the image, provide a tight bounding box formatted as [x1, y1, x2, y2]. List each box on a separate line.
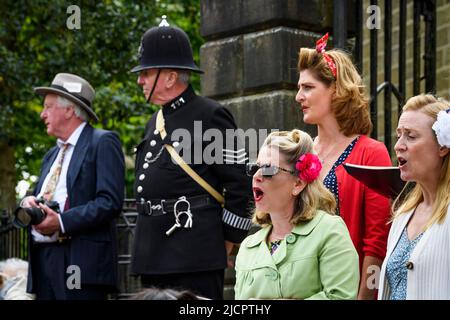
[200, 0, 334, 299]
[200, 0, 333, 138]
[199, 0, 447, 299]
[201, 0, 448, 150]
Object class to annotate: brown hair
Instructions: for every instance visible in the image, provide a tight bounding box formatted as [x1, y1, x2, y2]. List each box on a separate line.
[298, 47, 372, 136]
[253, 130, 336, 226]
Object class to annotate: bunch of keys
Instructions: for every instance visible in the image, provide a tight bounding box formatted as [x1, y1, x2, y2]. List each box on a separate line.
[166, 196, 193, 236]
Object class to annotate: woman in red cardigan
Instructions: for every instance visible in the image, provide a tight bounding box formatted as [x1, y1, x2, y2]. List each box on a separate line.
[295, 34, 391, 300]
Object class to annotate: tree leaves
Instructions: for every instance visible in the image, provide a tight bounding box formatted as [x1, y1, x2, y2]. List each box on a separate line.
[0, 0, 202, 198]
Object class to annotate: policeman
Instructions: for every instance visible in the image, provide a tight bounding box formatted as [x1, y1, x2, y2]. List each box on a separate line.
[130, 16, 253, 299]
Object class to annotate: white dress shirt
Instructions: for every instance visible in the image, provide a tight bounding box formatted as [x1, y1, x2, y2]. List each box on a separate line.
[32, 122, 87, 242]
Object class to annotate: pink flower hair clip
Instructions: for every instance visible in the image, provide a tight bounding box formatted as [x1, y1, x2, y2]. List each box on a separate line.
[295, 153, 322, 183]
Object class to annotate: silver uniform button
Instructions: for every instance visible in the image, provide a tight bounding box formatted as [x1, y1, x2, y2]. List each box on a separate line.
[145, 152, 152, 159]
[150, 140, 156, 147]
[143, 163, 149, 169]
[173, 141, 180, 148]
[139, 174, 145, 181]
[154, 129, 159, 135]
[137, 186, 143, 193]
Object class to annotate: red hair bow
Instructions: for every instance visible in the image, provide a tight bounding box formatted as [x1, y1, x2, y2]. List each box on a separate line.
[316, 33, 337, 78]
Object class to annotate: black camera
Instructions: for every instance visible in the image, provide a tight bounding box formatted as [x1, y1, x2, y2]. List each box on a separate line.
[13, 197, 60, 228]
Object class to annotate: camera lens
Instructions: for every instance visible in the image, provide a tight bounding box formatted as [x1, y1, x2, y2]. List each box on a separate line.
[14, 208, 32, 227]
[13, 207, 46, 228]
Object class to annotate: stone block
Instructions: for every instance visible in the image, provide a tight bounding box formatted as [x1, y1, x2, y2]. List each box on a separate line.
[200, 36, 243, 98]
[201, 28, 321, 98]
[243, 27, 319, 90]
[201, 0, 332, 39]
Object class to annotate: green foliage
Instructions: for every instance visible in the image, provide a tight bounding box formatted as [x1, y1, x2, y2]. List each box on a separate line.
[0, 0, 203, 198]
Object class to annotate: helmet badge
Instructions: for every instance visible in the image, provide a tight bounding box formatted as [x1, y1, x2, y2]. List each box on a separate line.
[159, 15, 170, 27]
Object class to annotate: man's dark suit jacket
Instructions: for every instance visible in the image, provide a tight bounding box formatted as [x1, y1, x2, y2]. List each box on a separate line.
[27, 124, 125, 292]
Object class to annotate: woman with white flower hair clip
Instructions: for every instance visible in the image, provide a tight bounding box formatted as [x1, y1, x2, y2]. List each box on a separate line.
[378, 94, 450, 300]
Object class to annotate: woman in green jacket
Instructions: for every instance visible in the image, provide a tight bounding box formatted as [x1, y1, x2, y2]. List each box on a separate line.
[235, 129, 359, 300]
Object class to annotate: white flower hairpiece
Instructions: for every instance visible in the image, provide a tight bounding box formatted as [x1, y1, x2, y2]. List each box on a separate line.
[432, 108, 450, 148]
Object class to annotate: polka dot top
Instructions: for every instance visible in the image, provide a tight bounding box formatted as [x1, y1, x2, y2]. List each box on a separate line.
[323, 136, 360, 215]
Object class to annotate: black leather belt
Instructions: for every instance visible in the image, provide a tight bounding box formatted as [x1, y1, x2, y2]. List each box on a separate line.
[136, 195, 215, 216]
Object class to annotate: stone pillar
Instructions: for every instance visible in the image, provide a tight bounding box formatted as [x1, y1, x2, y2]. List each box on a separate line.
[200, 0, 333, 140]
[200, 0, 334, 300]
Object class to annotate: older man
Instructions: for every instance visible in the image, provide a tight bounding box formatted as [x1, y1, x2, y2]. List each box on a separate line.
[19, 73, 124, 300]
[130, 18, 253, 299]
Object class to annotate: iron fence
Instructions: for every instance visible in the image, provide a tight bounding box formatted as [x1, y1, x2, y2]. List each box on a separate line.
[114, 199, 141, 298]
[334, 0, 437, 155]
[1, 200, 237, 299]
[0, 202, 141, 298]
[0, 209, 28, 261]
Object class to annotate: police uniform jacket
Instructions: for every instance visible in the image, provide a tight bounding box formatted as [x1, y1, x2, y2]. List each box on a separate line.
[131, 85, 253, 275]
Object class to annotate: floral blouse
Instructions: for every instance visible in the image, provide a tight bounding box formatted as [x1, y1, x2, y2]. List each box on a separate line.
[386, 226, 424, 300]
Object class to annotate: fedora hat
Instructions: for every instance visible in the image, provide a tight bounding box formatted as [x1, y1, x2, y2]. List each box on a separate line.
[34, 73, 99, 122]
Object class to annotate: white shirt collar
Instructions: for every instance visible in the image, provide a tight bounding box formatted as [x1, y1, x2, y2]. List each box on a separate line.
[56, 122, 87, 148]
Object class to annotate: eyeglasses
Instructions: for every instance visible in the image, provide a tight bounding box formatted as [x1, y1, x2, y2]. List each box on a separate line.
[246, 163, 296, 177]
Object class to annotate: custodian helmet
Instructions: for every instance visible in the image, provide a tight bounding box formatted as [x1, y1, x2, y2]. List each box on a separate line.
[130, 17, 202, 74]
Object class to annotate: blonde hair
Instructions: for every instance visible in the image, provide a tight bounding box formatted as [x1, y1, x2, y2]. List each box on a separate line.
[253, 129, 336, 226]
[393, 94, 450, 228]
[298, 48, 372, 136]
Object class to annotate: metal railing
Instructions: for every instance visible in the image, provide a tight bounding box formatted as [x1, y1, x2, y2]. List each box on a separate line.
[1, 200, 237, 299]
[114, 199, 141, 298]
[0, 209, 28, 261]
[333, 0, 437, 155]
[0, 203, 141, 297]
